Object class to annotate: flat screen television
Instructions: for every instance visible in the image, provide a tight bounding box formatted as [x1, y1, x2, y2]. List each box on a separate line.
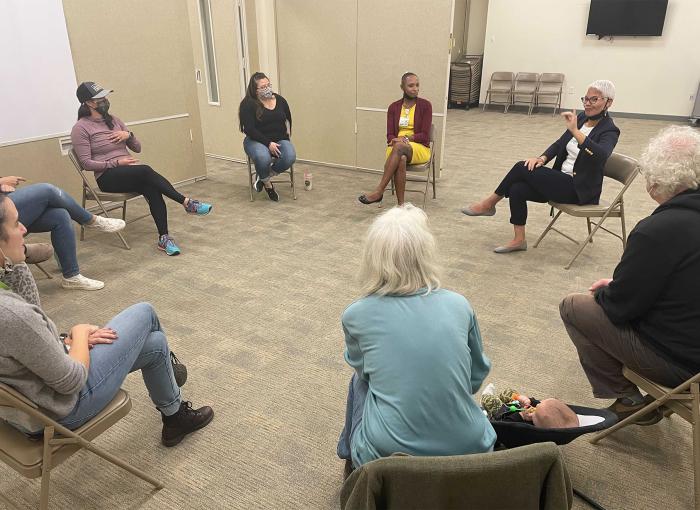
[586, 0, 668, 37]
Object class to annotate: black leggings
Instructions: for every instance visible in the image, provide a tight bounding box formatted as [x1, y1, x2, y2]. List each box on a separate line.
[495, 161, 580, 226]
[97, 165, 186, 236]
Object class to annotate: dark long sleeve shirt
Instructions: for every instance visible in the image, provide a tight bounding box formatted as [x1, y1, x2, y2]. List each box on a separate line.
[239, 94, 292, 147]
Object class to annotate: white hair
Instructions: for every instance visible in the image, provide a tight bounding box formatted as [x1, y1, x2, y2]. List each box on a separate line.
[639, 125, 700, 199]
[359, 204, 441, 296]
[588, 79, 615, 100]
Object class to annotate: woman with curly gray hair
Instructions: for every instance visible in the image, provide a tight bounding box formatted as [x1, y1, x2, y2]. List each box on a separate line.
[560, 125, 700, 424]
[337, 205, 496, 474]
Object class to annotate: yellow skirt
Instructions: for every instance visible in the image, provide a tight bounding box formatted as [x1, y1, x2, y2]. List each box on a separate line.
[385, 142, 431, 165]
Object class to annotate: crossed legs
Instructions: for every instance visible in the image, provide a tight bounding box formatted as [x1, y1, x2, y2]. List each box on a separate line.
[360, 142, 412, 205]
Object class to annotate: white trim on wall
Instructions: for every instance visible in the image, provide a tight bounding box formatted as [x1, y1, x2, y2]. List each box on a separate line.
[0, 113, 190, 148]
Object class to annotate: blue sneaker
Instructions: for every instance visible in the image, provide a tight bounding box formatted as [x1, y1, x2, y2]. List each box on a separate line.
[158, 235, 181, 256]
[185, 199, 212, 215]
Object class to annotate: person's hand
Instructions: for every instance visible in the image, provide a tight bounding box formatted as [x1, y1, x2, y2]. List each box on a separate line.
[561, 109, 578, 132]
[117, 156, 139, 166]
[0, 176, 26, 187]
[108, 131, 131, 143]
[0, 184, 15, 193]
[523, 157, 545, 171]
[87, 326, 118, 349]
[589, 278, 613, 293]
[268, 142, 281, 157]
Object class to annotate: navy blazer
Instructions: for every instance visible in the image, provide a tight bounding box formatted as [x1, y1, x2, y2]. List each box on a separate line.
[542, 112, 620, 205]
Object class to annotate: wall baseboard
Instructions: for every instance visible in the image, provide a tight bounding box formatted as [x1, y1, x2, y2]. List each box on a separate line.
[477, 103, 694, 122]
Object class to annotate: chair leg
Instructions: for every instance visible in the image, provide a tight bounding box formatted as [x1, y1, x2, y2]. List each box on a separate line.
[40, 426, 54, 510]
[390, 178, 395, 196]
[620, 202, 628, 249]
[564, 212, 614, 270]
[34, 262, 53, 280]
[247, 157, 255, 202]
[587, 218, 593, 242]
[431, 160, 437, 199]
[122, 201, 128, 221]
[533, 210, 563, 248]
[692, 383, 700, 510]
[290, 165, 297, 200]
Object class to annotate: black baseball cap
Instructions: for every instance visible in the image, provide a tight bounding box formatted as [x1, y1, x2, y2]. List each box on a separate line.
[76, 82, 113, 103]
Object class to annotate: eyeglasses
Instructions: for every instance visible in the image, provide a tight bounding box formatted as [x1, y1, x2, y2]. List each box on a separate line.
[257, 83, 272, 90]
[580, 96, 605, 105]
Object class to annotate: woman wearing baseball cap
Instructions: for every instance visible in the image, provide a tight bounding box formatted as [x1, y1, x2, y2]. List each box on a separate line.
[70, 82, 213, 256]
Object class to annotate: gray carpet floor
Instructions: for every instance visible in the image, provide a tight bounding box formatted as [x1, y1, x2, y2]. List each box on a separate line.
[0, 109, 692, 510]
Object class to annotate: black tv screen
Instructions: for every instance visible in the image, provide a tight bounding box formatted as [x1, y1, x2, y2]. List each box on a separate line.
[587, 0, 668, 37]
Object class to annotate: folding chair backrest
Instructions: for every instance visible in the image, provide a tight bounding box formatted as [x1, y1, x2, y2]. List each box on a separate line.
[604, 152, 639, 186]
[515, 72, 539, 91]
[490, 72, 514, 89]
[539, 73, 565, 84]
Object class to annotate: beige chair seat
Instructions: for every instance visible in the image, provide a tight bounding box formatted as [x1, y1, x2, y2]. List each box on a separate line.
[0, 390, 130, 478]
[85, 189, 140, 203]
[549, 199, 619, 217]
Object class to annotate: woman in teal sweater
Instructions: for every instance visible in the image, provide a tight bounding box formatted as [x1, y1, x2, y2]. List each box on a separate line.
[337, 205, 496, 470]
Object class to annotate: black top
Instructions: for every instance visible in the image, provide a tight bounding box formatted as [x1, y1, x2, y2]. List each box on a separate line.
[543, 112, 620, 205]
[595, 188, 700, 374]
[239, 94, 292, 147]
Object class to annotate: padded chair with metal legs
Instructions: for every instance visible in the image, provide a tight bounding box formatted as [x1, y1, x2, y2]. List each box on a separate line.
[590, 368, 700, 510]
[0, 383, 163, 510]
[533, 152, 640, 269]
[246, 156, 297, 202]
[390, 124, 437, 209]
[68, 149, 149, 250]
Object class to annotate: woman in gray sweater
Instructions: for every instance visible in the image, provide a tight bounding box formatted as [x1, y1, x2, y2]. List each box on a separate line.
[0, 195, 213, 446]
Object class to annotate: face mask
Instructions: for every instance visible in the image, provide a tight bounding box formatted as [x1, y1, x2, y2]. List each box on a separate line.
[94, 99, 110, 115]
[0, 246, 14, 275]
[257, 86, 273, 99]
[586, 110, 607, 121]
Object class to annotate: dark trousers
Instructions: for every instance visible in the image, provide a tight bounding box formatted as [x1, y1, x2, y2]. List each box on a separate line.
[494, 162, 579, 226]
[560, 294, 692, 399]
[97, 165, 186, 237]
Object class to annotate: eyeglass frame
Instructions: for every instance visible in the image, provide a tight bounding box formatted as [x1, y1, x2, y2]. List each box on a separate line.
[580, 96, 609, 105]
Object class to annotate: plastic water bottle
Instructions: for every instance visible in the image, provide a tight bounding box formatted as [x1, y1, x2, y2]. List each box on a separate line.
[304, 171, 313, 191]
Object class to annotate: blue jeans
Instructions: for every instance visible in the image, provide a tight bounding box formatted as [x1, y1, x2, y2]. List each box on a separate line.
[337, 373, 369, 467]
[58, 302, 182, 430]
[8, 183, 93, 278]
[243, 137, 296, 181]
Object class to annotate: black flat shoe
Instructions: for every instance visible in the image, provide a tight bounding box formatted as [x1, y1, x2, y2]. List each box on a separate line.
[265, 184, 279, 202]
[358, 194, 382, 205]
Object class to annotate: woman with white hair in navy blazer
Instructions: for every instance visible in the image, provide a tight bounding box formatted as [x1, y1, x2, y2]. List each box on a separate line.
[462, 80, 620, 253]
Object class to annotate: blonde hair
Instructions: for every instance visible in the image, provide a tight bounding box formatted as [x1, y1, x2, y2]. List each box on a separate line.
[359, 204, 441, 296]
[640, 125, 700, 199]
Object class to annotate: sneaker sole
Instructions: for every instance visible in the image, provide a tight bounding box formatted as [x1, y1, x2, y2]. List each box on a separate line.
[162, 410, 215, 447]
[61, 282, 105, 291]
[158, 246, 181, 256]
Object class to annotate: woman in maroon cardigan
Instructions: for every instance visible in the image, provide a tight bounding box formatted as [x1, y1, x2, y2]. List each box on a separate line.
[359, 73, 432, 206]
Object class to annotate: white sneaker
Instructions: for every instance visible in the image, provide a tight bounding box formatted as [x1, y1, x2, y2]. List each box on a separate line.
[61, 274, 105, 291]
[86, 216, 126, 233]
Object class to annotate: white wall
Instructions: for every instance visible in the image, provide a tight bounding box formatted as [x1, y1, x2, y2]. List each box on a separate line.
[0, 0, 77, 145]
[481, 0, 700, 116]
[465, 0, 488, 55]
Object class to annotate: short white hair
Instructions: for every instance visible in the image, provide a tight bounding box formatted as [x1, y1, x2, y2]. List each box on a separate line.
[588, 79, 615, 100]
[359, 204, 441, 296]
[639, 125, 700, 199]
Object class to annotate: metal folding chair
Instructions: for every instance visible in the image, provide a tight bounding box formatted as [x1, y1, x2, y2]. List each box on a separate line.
[0, 384, 163, 510]
[533, 153, 639, 269]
